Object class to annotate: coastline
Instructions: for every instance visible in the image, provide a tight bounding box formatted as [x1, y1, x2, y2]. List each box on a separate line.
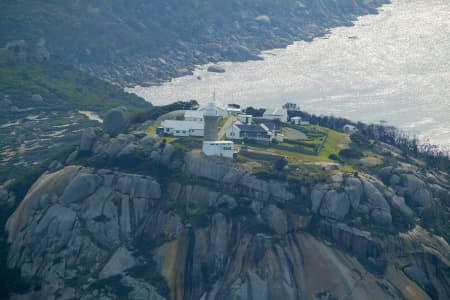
[88, 0, 389, 87]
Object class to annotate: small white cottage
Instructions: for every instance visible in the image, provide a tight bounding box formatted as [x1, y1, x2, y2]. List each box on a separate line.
[263, 107, 288, 123]
[161, 120, 204, 137]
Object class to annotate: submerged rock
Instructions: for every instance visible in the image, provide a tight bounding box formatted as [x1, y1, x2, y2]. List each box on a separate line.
[207, 65, 226, 73]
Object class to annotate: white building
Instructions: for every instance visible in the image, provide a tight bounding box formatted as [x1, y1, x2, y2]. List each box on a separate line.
[226, 122, 273, 142]
[202, 141, 234, 158]
[343, 124, 358, 135]
[184, 110, 204, 122]
[291, 116, 310, 125]
[263, 107, 288, 123]
[161, 120, 204, 137]
[226, 104, 242, 116]
[291, 116, 302, 125]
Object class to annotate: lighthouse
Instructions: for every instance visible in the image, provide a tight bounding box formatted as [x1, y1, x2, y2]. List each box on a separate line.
[203, 102, 221, 141]
[202, 102, 235, 158]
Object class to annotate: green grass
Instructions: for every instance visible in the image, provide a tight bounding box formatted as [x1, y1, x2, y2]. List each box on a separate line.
[146, 120, 162, 135]
[248, 125, 350, 164]
[0, 60, 150, 114]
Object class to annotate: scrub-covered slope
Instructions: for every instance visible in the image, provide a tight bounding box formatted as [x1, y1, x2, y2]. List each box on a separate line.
[0, 0, 389, 85]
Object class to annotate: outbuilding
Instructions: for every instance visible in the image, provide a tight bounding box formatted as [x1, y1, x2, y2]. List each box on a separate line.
[263, 107, 288, 123]
[202, 141, 234, 158]
[161, 120, 204, 137]
[226, 123, 272, 143]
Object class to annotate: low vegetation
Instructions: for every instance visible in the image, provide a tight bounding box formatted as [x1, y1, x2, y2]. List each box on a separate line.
[0, 59, 150, 116]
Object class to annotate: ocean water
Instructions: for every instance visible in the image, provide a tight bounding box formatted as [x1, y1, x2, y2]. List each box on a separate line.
[128, 0, 450, 148]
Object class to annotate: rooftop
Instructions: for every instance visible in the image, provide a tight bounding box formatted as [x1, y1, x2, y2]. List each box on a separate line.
[236, 123, 269, 133]
[162, 120, 204, 130]
[184, 110, 204, 118]
[264, 107, 286, 116]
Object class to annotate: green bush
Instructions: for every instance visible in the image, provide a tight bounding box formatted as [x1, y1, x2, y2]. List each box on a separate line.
[339, 148, 363, 160]
[328, 154, 340, 161]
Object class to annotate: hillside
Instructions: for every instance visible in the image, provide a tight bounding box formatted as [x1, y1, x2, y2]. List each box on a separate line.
[0, 60, 150, 117]
[2, 115, 449, 299]
[0, 54, 152, 182]
[0, 0, 389, 85]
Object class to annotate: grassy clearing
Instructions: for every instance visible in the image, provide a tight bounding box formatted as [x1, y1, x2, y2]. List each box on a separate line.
[248, 125, 350, 164]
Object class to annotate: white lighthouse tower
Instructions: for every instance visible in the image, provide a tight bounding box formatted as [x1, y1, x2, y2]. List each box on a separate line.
[202, 102, 234, 158]
[203, 102, 221, 141]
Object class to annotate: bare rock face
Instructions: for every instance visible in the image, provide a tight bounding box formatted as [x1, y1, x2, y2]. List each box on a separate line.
[311, 175, 392, 225]
[378, 167, 444, 210]
[185, 154, 294, 203]
[319, 190, 350, 220]
[6, 166, 163, 299]
[5, 153, 449, 300]
[99, 247, 136, 279]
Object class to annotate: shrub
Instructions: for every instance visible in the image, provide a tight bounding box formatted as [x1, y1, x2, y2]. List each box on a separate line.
[328, 154, 339, 161]
[339, 148, 363, 160]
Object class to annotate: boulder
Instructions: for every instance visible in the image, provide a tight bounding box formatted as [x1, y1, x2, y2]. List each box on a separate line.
[105, 135, 131, 157]
[268, 180, 294, 203]
[207, 65, 225, 73]
[0, 188, 8, 203]
[319, 190, 350, 220]
[402, 174, 425, 195]
[31, 94, 43, 102]
[362, 180, 390, 210]
[311, 185, 327, 213]
[344, 177, 363, 209]
[390, 174, 401, 186]
[389, 196, 414, 218]
[65, 149, 79, 165]
[99, 247, 136, 279]
[216, 194, 237, 210]
[80, 127, 97, 152]
[413, 188, 433, 208]
[371, 208, 392, 225]
[264, 204, 287, 234]
[104, 107, 127, 137]
[161, 143, 175, 164]
[118, 143, 136, 157]
[140, 135, 159, 145]
[60, 173, 100, 204]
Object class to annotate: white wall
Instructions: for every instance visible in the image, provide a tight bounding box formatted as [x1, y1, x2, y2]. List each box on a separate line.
[226, 124, 241, 140]
[202, 142, 234, 158]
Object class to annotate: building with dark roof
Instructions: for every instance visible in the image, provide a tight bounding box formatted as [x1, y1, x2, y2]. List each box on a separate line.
[225, 122, 273, 142]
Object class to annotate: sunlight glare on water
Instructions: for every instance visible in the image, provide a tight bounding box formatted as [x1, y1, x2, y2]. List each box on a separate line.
[128, 0, 450, 148]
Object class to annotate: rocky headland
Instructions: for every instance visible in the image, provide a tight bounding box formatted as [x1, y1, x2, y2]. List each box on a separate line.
[3, 123, 449, 300]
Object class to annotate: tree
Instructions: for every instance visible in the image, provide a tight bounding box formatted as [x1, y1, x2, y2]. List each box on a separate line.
[273, 157, 288, 172]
